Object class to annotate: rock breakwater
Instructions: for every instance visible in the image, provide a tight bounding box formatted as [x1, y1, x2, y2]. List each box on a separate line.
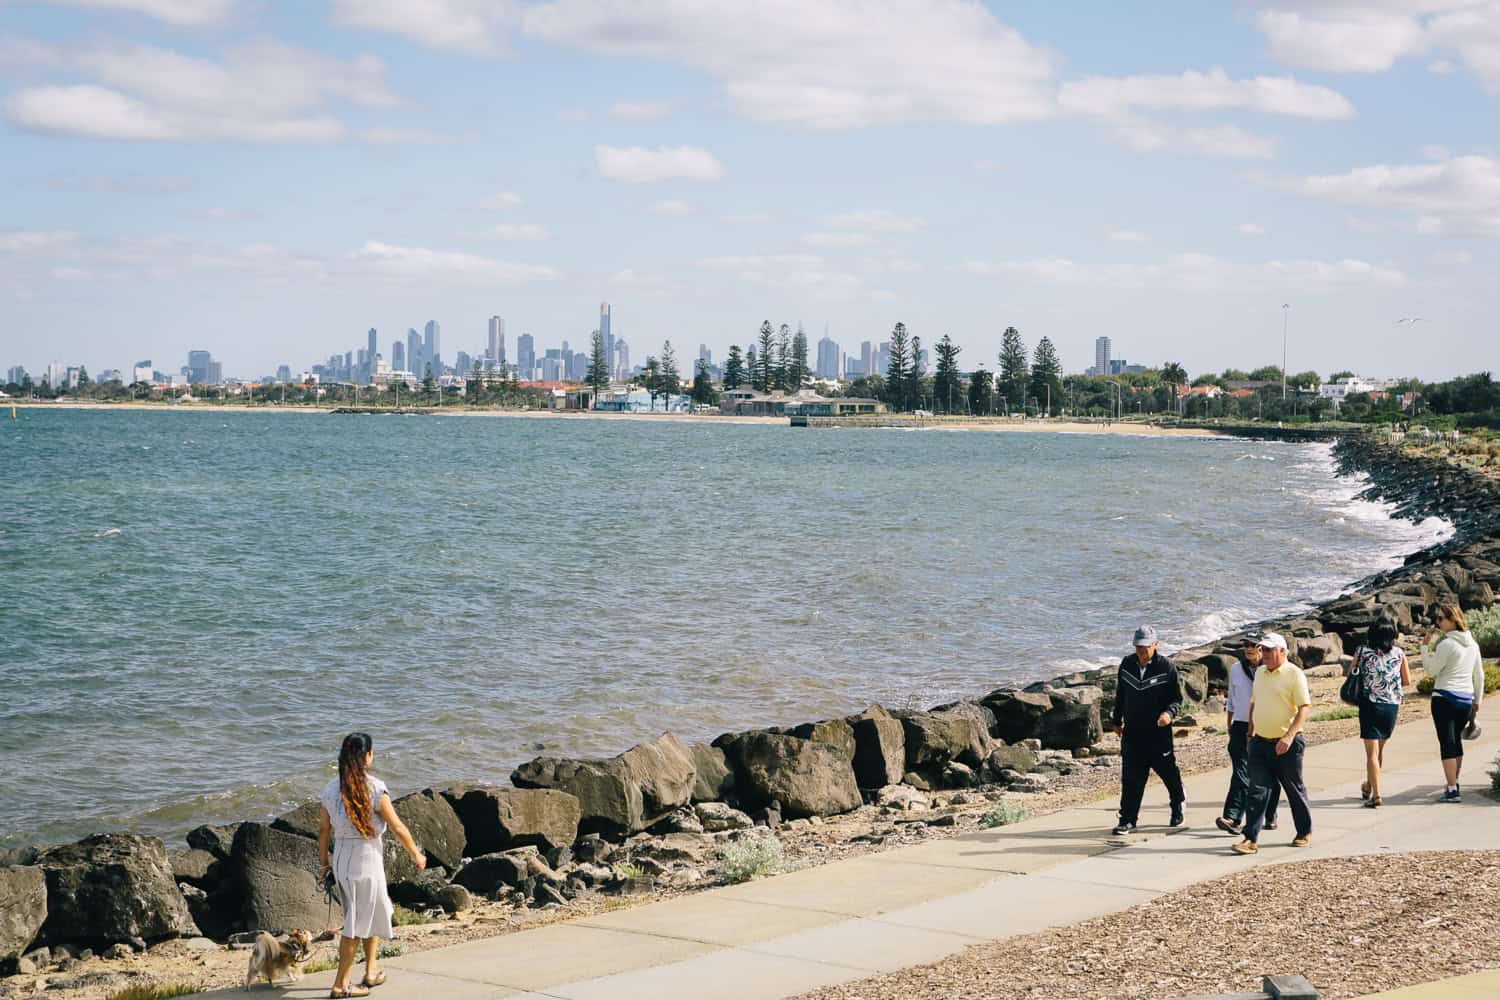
[2, 432, 1496, 983]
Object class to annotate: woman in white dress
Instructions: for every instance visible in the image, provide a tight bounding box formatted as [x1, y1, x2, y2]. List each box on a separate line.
[317, 733, 426, 998]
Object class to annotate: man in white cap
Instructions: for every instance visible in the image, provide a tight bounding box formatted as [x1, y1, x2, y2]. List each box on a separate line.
[1232, 632, 1313, 855]
[1109, 625, 1186, 836]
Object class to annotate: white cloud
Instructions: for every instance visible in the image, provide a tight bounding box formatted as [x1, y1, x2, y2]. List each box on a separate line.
[2, 39, 394, 142]
[0, 230, 77, 253]
[523, 0, 1058, 129]
[1429, 58, 1457, 74]
[973, 159, 1008, 173]
[649, 199, 692, 215]
[1059, 66, 1356, 119]
[1280, 154, 1500, 237]
[594, 145, 724, 182]
[803, 231, 875, 247]
[698, 253, 823, 270]
[488, 223, 550, 240]
[363, 126, 442, 144]
[1108, 119, 1279, 160]
[609, 100, 673, 121]
[721, 211, 771, 224]
[964, 257, 1082, 282]
[609, 268, 674, 294]
[1423, 143, 1452, 160]
[35, 0, 236, 25]
[962, 253, 1406, 290]
[1106, 227, 1147, 242]
[479, 191, 523, 209]
[351, 241, 560, 283]
[823, 209, 926, 232]
[1239, 222, 1267, 236]
[330, 0, 516, 54]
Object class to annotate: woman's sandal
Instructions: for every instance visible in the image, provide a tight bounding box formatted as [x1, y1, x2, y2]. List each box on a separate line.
[329, 988, 370, 998]
[361, 972, 387, 988]
[1363, 796, 1382, 808]
[1360, 781, 1370, 800]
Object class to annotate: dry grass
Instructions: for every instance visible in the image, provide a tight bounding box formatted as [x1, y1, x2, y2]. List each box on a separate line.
[799, 851, 1500, 1000]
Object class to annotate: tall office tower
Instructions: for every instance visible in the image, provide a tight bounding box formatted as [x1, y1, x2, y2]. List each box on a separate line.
[698, 343, 712, 367]
[860, 341, 875, 379]
[613, 339, 629, 379]
[487, 316, 505, 364]
[187, 350, 215, 384]
[367, 328, 377, 369]
[132, 360, 152, 383]
[1094, 336, 1111, 377]
[816, 335, 839, 379]
[276, 365, 292, 382]
[344, 351, 354, 378]
[875, 341, 891, 378]
[517, 334, 535, 380]
[571, 351, 589, 381]
[407, 329, 422, 376]
[424, 320, 441, 374]
[392, 341, 405, 372]
[45, 361, 66, 387]
[7, 365, 28, 384]
[456, 351, 471, 375]
[599, 302, 612, 367]
[357, 348, 367, 370]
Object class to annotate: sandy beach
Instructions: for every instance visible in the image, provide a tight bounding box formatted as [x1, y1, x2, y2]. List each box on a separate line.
[9, 401, 1220, 436]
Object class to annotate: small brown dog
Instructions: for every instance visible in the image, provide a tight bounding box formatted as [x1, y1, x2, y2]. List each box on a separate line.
[243, 928, 313, 990]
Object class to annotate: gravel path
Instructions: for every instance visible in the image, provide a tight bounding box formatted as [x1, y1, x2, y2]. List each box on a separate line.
[798, 849, 1500, 1000]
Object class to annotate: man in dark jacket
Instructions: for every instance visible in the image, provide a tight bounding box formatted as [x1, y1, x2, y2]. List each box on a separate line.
[1111, 625, 1186, 835]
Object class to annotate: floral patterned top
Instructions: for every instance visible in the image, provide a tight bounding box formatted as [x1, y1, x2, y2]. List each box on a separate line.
[1354, 645, 1405, 705]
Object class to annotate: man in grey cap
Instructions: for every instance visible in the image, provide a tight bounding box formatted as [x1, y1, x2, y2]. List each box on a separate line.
[1109, 625, 1186, 836]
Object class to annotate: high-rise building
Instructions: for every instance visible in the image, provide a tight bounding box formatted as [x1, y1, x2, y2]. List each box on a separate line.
[45, 361, 66, 388]
[517, 334, 535, 380]
[571, 351, 589, 381]
[391, 340, 405, 372]
[487, 316, 505, 364]
[816, 335, 840, 379]
[132, 360, 152, 384]
[860, 341, 875, 380]
[6, 365, 27, 385]
[600, 302, 612, 369]
[276, 365, 292, 382]
[367, 328, 378, 378]
[423, 320, 441, 375]
[187, 350, 222, 384]
[612, 339, 629, 379]
[456, 351, 471, 375]
[407, 329, 422, 376]
[698, 344, 712, 368]
[874, 341, 891, 379]
[1094, 337, 1112, 377]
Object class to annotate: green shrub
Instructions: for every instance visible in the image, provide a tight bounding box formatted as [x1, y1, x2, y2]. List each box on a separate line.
[1312, 706, 1360, 722]
[107, 986, 202, 1000]
[979, 801, 1029, 828]
[1490, 751, 1500, 795]
[303, 957, 339, 975]
[1416, 662, 1500, 696]
[1469, 607, 1500, 657]
[612, 861, 646, 880]
[378, 943, 403, 959]
[392, 904, 432, 926]
[716, 834, 784, 884]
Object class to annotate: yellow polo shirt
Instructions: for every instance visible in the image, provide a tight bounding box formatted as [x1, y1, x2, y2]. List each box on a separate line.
[1250, 663, 1311, 739]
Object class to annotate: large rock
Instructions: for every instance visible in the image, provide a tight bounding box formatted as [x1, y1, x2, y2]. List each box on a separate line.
[788, 719, 856, 761]
[229, 823, 330, 936]
[686, 744, 735, 803]
[441, 786, 580, 856]
[270, 801, 323, 840]
[392, 789, 467, 871]
[36, 834, 198, 947]
[388, 870, 471, 915]
[0, 866, 46, 961]
[1197, 653, 1239, 685]
[901, 706, 993, 771]
[983, 689, 1053, 744]
[185, 824, 241, 861]
[167, 848, 221, 890]
[984, 743, 1038, 779]
[512, 733, 696, 838]
[718, 732, 861, 819]
[452, 851, 532, 895]
[1173, 660, 1210, 704]
[1293, 633, 1345, 668]
[1040, 686, 1103, 750]
[848, 705, 906, 788]
[1460, 581, 1495, 611]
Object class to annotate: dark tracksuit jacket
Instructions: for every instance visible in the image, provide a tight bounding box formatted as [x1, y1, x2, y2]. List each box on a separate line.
[1112, 651, 1186, 821]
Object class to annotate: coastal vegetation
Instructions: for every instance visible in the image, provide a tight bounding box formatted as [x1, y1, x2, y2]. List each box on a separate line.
[716, 834, 785, 884]
[978, 801, 1029, 828]
[105, 985, 202, 1000]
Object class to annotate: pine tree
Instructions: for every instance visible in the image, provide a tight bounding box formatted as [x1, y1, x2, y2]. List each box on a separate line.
[932, 335, 963, 414]
[691, 358, 718, 406]
[909, 335, 925, 411]
[642, 356, 660, 410]
[1029, 337, 1063, 416]
[998, 327, 1028, 414]
[968, 366, 994, 415]
[76, 366, 91, 389]
[775, 324, 792, 391]
[754, 321, 775, 392]
[1161, 361, 1188, 417]
[790, 326, 809, 389]
[423, 364, 436, 403]
[884, 323, 911, 411]
[724, 345, 747, 389]
[586, 329, 610, 399]
[658, 340, 681, 407]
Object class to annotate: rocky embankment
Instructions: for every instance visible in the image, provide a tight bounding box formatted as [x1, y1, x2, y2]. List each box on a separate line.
[2, 433, 1498, 994]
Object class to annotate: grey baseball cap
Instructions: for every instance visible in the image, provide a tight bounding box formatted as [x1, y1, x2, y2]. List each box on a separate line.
[1132, 625, 1158, 647]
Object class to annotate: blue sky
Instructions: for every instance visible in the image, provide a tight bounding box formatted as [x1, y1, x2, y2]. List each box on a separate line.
[2, 0, 1497, 381]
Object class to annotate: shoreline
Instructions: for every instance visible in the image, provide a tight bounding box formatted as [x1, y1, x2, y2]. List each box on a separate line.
[7, 400, 1221, 436]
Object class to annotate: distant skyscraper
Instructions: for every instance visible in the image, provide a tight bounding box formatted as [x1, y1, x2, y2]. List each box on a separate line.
[7, 365, 28, 384]
[392, 340, 405, 372]
[456, 351, 471, 375]
[367, 328, 377, 371]
[276, 365, 292, 382]
[600, 302, 612, 368]
[860, 341, 875, 379]
[874, 341, 891, 379]
[1094, 336, 1111, 377]
[45, 361, 66, 388]
[132, 360, 152, 384]
[424, 321, 441, 375]
[487, 316, 505, 364]
[816, 335, 840, 379]
[186, 350, 221, 384]
[698, 343, 711, 367]
[612, 338, 629, 379]
[407, 329, 422, 376]
[517, 333, 535, 380]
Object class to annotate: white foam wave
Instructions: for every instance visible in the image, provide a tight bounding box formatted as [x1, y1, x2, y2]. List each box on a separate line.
[93, 527, 122, 538]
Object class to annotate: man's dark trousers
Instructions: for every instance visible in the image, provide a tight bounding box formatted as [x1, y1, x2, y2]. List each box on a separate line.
[1242, 734, 1311, 842]
[1118, 723, 1185, 825]
[1224, 720, 1280, 825]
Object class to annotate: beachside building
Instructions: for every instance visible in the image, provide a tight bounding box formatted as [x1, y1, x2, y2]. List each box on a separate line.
[785, 396, 887, 417]
[1319, 375, 1399, 408]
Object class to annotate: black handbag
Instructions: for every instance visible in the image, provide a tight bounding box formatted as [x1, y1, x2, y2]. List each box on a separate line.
[1339, 668, 1362, 706]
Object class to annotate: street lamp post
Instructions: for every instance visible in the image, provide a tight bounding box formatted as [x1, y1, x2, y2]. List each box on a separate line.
[1281, 303, 1290, 401]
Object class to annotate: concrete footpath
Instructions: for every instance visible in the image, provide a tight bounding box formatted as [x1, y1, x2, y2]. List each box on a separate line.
[206, 722, 1500, 999]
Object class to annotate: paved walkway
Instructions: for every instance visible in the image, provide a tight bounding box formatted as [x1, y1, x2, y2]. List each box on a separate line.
[208, 721, 1500, 999]
[1355, 970, 1500, 998]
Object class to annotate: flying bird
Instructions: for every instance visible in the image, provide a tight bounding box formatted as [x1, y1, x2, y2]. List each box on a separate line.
[1395, 317, 1429, 324]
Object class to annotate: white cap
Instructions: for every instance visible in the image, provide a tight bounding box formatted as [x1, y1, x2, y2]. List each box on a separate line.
[1257, 632, 1288, 651]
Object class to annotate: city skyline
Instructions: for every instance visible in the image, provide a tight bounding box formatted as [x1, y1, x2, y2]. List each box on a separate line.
[2, 3, 1497, 381]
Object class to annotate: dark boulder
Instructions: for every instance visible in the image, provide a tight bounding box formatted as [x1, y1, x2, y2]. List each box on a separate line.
[1293, 633, 1345, 668]
[1040, 686, 1103, 750]
[185, 824, 241, 861]
[686, 744, 735, 803]
[388, 870, 471, 915]
[0, 846, 39, 869]
[270, 801, 322, 840]
[512, 733, 695, 838]
[788, 719, 856, 761]
[36, 834, 198, 948]
[442, 786, 581, 855]
[718, 732, 861, 818]
[1460, 582, 1495, 611]
[0, 865, 46, 961]
[452, 851, 532, 896]
[1198, 652, 1239, 685]
[902, 704, 994, 770]
[167, 848, 221, 891]
[983, 689, 1053, 744]
[392, 789, 467, 872]
[229, 823, 329, 936]
[848, 705, 906, 789]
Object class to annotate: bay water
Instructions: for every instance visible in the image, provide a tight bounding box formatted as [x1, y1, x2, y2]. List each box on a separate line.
[0, 409, 1449, 847]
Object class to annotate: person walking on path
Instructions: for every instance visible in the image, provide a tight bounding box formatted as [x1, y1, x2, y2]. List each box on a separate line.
[318, 733, 427, 999]
[1216, 636, 1280, 835]
[1110, 625, 1186, 836]
[1346, 615, 1410, 807]
[1423, 603, 1485, 802]
[1232, 633, 1313, 855]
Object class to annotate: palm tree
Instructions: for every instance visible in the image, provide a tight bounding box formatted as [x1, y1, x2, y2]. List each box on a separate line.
[1161, 362, 1188, 417]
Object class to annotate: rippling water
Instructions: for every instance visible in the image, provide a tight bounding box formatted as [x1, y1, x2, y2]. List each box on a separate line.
[0, 409, 1450, 847]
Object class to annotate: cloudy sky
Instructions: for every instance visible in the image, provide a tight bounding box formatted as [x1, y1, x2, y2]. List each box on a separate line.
[2, 0, 1497, 381]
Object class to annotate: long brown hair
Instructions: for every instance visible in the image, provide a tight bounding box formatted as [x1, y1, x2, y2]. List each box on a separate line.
[1436, 603, 1468, 632]
[338, 732, 376, 839]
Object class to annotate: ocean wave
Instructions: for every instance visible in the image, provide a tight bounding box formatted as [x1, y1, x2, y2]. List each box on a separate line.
[93, 527, 122, 538]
